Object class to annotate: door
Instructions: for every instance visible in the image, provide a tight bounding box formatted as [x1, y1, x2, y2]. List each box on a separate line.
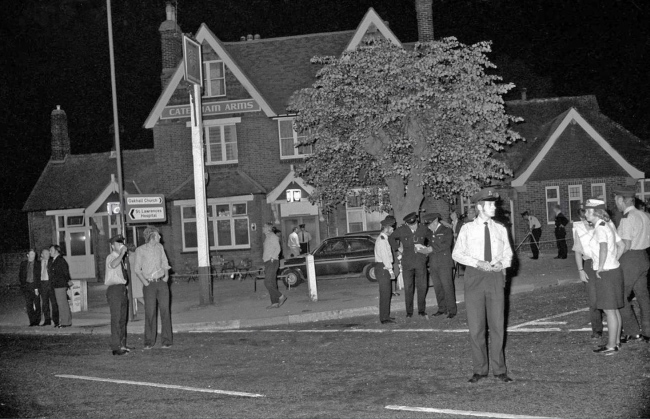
[62, 227, 94, 279]
[281, 216, 320, 257]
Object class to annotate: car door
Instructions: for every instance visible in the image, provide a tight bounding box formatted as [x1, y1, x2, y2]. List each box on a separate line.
[313, 239, 348, 276]
[345, 237, 375, 274]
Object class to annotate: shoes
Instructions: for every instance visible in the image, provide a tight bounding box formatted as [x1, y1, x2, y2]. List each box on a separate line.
[642, 335, 650, 343]
[418, 312, 429, 320]
[406, 314, 413, 318]
[554, 256, 561, 259]
[495, 374, 513, 383]
[278, 295, 288, 307]
[381, 319, 396, 324]
[432, 311, 446, 317]
[593, 346, 619, 354]
[591, 332, 603, 339]
[40, 322, 51, 327]
[29, 323, 38, 327]
[53, 324, 59, 328]
[144, 345, 153, 350]
[447, 313, 457, 319]
[112, 349, 128, 356]
[58, 325, 71, 328]
[162, 344, 172, 349]
[120, 346, 134, 352]
[468, 374, 487, 383]
[620, 334, 642, 344]
[530, 257, 538, 260]
[266, 303, 280, 309]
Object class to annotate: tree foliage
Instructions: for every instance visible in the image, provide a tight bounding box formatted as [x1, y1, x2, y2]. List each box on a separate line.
[289, 37, 521, 220]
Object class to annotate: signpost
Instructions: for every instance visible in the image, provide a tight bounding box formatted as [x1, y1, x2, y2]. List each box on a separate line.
[124, 194, 166, 224]
[183, 34, 213, 306]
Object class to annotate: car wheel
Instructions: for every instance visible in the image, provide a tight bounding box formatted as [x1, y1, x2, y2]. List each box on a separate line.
[281, 268, 303, 288]
[363, 264, 378, 282]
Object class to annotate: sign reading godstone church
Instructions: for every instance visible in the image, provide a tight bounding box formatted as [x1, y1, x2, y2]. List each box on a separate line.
[160, 98, 260, 120]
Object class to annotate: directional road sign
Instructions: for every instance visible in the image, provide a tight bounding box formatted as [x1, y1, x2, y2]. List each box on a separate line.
[124, 194, 166, 224]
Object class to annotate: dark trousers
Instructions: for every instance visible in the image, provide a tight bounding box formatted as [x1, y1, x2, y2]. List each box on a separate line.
[530, 228, 542, 259]
[430, 264, 456, 315]
[555, 229, 567, 258]
[376, 264, 392, 321]
[40, 283, 59, 325]
[583, 259, 603, 333]
[299, 243, 309, 254]
[107, 284, 128, 351]
[619, 250, 650, 336]
[402, 263, 428, 315]
[465, 267, 507, 376]
[23, 284, 41, 326]
[264, 259, 282, 304]
[143, 281, 172, 347]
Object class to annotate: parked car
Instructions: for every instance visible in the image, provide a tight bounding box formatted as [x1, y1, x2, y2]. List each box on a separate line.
[279, 234, 378, 287]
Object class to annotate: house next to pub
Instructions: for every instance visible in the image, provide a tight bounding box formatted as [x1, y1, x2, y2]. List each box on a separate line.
[23, 4, 650, 282]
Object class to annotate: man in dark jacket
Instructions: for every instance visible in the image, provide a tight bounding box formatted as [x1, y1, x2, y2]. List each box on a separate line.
[553, 205, 569, 259]
[18, 249, 41, 326]
[389, 212, 430, 319]
[48, 245, 73, 328]
[422, 213, 457, 318]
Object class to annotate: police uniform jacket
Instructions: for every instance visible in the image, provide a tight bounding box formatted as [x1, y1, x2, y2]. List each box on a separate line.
[389, 224, 429, 267]
[426, 224, 454, 268]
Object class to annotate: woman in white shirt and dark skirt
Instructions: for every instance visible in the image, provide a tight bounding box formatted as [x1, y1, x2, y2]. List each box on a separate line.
[582, 198, 625, 355]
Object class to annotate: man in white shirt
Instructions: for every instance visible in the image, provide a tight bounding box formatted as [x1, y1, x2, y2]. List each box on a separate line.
[105, 235, 130, 356]
[453, 188, 514, 383]
[521, 211, 542, 259]
[614, 188, 650, 343]
[288, 227, 301, 257]
[375, 216, 396, 324]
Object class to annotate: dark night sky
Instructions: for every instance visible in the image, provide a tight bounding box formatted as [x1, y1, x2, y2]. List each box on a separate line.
[1, 0, 649, 211]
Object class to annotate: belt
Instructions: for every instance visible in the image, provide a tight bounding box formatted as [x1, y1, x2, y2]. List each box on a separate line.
[149, 276, 164, 282]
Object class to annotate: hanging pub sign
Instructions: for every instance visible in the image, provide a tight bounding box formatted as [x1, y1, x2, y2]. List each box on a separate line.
[183, 35, 202, 86]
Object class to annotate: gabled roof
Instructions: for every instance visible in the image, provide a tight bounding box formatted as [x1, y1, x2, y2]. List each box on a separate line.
[266, 169, 314, 203]
[167, 169, 267, 201]
[23, 149, 156, 212]
[144, 8, 399, 127]
[504, 96, 649, 186]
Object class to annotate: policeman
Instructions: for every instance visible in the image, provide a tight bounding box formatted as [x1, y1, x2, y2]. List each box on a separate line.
[614, 188, 650, 343]
[375, 216, 396, 324]
[421, 212, 456, 318]
[452, 188, 514, 383]
[389, 212, 430, 319]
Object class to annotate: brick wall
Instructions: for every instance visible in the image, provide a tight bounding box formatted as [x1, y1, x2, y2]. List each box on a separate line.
[0, 252, 25, 287]
[28, 212, 55, 251]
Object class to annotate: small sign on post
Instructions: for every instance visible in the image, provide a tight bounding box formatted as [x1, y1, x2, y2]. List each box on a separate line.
[124, 194, 166, 223]
[183, 36, 203, 86]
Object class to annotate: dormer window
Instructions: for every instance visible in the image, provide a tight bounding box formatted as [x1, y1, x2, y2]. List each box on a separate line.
[204, 61, 226, 97]
[278, 118, 312, 159]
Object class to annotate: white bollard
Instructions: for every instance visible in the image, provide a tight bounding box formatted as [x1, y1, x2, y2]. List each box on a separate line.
[306, 254, 317, 302]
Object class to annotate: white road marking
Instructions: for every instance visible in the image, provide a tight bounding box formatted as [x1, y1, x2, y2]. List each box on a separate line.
[529, 321, 566, 325]
[507, 328, 562, 332]
[385, 405, 560, 419]
[509, 308, 587, 330]
[56, 375, 265, 398]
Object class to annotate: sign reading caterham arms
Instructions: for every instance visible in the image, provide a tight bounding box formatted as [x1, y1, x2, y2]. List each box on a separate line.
[160, 99, 260, 120]
[124, 194, 166, 224]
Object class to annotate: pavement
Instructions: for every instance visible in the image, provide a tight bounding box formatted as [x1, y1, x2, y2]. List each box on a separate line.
[0, 253, 579, 335]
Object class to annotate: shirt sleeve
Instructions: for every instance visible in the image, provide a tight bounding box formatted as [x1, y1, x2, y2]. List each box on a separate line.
[594, 225, 608, 244]
[617, 216, 638, 242]
[451, 225, 478, 268]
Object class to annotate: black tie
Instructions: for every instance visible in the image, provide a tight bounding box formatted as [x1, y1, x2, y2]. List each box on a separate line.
[484, 222, 492, 263]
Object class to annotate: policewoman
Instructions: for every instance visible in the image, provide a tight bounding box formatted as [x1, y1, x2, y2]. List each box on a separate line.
[452, 188, 514, 383]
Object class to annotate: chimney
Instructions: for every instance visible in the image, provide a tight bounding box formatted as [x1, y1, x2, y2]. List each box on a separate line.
[247, 34, 253, 41]
[521, 88, 527, 101]
[159, 2, 183, 89]
[415, 0, 434, 42]
[51, 105, 70, 162]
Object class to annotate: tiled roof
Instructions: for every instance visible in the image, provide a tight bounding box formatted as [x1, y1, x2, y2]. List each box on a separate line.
[223, 31, 354, 114]
[23, 149, 156, 212]
[167, 169, 267, 201]
[502, 95, 650, 178]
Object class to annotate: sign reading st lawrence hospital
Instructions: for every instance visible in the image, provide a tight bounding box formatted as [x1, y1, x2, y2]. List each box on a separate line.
[160, 98, 260, 120]
[124, 194, 166, 224]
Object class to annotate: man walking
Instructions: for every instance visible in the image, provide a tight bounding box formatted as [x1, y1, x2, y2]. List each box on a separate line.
[298, 224, 312, 254]
[422, 213, 456, 319]
[105, 235, 130, 356]
[389, 212, 430, 319]
[262, 223, 287, 309]
[521, 211, 542, 259]
[375, 216, 396, 324]
[553, 205, 569, 259]
[614, 188, 650, 343]
[453, 188, 514, 383]
[134, 226, 172, 349]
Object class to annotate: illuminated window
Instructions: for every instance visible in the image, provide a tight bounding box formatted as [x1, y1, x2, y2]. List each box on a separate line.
[545, 186, 560, 224]
[204, 61, 226, 97]
[181, 202, 250, 251]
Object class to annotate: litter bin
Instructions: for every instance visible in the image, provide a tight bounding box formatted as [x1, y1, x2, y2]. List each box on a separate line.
[67, 279, 88, 312]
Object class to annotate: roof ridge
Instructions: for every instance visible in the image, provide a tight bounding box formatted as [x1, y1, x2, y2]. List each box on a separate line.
[506, 94, 597, 106]
[223, 30, 355, 45]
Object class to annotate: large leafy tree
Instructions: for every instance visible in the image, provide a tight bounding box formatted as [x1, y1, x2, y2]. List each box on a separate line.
[289, 37, 521, 221]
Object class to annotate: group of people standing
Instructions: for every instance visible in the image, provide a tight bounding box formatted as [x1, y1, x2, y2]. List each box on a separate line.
[521, 205, 569, 260]
[573, 188, 650, 355]
[18, 245, 73, 329]
[18, 225, 173, 357]
[374, 188, 514, 383]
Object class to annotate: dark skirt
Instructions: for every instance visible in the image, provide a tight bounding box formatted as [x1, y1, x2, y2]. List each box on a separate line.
[594, 267, 624, 310]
